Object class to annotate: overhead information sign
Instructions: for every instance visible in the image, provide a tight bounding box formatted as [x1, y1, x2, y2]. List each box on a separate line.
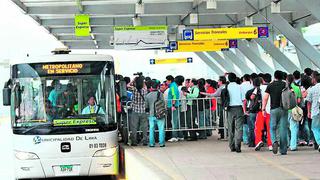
[75, 14, 90, 36]
[53, 119, 97, 126]
[114, 26, 168, 50]
[150, 57, 193, 65]
[168, 40, 238, 52]
[183, 27, 269, 40]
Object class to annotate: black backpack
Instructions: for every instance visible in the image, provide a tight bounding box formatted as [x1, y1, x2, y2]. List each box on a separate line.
[154, 91, 166, 119]
[221, 84, 230, 110]
[249, 88, 262, 113]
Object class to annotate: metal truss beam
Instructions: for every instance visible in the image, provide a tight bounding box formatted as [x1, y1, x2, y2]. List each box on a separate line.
[254, 38, 301, 73]
[195, 52, 224, 76]
[238, 40, 274, 73]
[207, 52, 241, 76]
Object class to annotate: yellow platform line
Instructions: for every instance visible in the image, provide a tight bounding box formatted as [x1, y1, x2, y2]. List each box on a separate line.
[252, 153, 309, 180]
[134, 148, 185, 180]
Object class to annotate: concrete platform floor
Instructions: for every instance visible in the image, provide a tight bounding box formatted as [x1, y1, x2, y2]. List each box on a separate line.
[128, 133, 320, 180]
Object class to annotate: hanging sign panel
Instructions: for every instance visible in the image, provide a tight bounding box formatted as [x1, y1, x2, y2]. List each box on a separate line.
[183, 27, 269, 40]
[75, 14, 90, 36]
[114, 26, 168, 50]
[168, 40, 238, 52]
[150, 57, 193, 65]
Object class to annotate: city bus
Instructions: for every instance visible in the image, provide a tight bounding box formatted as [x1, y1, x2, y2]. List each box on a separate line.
[2, 50, 120, 179]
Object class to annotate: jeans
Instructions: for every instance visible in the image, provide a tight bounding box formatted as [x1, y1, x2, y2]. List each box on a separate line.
[243, 116, 249, 144]
[248, 113, 257, 146]
[149, 116, 165, 146]
[180, 111, 188, 138]
[311, 114, 320, 146]
[205, 109, 213, 136]
[289, 113, 299, 150]
[227, 107, 244, 150]
[198, 111, 206, 139]
[270, 108, 289, 154]
[171, 109, 182, 138]
[186, 105, 197, 139]
[299, 117, 311, 142]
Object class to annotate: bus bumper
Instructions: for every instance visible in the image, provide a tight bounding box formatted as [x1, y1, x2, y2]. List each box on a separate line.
[14, 149, 118, 179]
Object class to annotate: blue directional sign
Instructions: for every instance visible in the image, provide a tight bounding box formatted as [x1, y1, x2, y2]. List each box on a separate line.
[169, 41, 178, 50]
[187, 57, 193, 63]
[183, 29, 194, 40]
[150, 59, 156, 65]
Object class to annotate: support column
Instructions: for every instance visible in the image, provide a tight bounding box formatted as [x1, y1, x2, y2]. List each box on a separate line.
[207, 52, 241, 76]
[297, 0, 320, 21]
[258, 8, 320, 68]
[195, 52, 225, 76]
[222, 51, 254, 74]
[294, 21, 314, 70]
[238, 40, 274, 73]
[235, 49, 262, 73]
[254, 38, 301, 73]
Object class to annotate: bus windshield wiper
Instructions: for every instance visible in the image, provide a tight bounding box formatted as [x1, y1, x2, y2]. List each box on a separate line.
[21, 123, 53, 134]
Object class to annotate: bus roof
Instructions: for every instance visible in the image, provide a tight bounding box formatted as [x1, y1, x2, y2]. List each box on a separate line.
[11, 54, 114, 65]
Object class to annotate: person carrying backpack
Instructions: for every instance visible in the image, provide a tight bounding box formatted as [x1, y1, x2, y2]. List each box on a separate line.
[145, 80, 166, 147]
[262, 71, 288, 155]
[285, 74, 302, 151]
[245, 78, 262, 148]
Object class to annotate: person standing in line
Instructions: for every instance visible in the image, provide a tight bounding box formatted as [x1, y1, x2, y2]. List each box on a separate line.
[130, 76, 148, 146]
[286, 74, 302, 151]
[166, 75, 181, 142]
[241, 74, 254, 146]
[306, 72, 320, 153]
[255, 74, 273, 151]
[184, 79, 200, 141]
[145, 80, 166, 148]
[262, 71, 288, 155]
[201, 76, 227, 140]
[226, 73, 246, 153]
[245, 78, 262, 148]
[176, 75, 187, 140]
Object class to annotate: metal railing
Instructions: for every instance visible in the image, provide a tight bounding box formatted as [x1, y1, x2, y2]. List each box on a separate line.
[119, 97, 228, 143]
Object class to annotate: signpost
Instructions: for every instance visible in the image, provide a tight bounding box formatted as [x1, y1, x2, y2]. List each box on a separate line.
[183, 27, 269, 40]
[114, 26, 168, 50]
[74, 14, 90, 36]
[150, 57, 193, 65]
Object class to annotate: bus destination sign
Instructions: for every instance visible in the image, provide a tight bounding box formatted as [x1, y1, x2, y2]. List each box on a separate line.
[42, 63, 88, 74]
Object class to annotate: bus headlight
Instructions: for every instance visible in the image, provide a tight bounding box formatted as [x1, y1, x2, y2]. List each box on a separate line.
[15, 151, 39, 160]
[93, 146, 117, 157]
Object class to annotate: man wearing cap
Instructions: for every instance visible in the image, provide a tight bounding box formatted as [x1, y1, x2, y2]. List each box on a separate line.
[82, 95, 105, 114]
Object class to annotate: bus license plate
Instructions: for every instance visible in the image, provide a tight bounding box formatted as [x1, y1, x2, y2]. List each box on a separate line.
[60, 165, 73, 172]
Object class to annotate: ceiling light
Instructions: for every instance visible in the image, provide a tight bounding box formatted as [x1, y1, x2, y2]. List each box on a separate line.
[206, 0, 217, 9]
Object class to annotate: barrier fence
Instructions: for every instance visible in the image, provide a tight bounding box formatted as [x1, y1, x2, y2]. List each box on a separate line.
[119, 97, 228, 144]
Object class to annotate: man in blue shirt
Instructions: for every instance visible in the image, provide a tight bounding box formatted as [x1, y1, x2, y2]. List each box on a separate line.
[166, 75, 181, 142]
[226, 73, 246, 153]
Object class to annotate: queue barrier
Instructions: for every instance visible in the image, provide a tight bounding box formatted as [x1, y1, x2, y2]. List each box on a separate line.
[119, 97, 228, 144]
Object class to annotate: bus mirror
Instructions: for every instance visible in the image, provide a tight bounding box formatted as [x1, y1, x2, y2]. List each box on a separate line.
[119, 80, 127, 101]
[3, 87, 11, 106]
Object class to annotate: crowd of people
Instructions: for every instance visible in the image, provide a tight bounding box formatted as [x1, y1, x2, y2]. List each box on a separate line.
[120, 68, 320, 156]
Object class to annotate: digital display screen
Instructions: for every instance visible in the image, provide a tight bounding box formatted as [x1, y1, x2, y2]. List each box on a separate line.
[40, 63, 90, 75]
[12, 61, 113, 78]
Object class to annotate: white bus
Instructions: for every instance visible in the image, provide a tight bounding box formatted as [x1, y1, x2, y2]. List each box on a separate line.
[3, 51, 120, 179]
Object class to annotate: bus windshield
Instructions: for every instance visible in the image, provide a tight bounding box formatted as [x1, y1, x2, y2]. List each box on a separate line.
[11, 62, 117, 135]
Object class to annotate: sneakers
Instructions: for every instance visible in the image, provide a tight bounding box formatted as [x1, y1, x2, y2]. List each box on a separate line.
[178, 138, 185, 141]
[168, 138, 178, 142]
[268, 146, 273, 151]
[272, 141, 279, 154]
[318, 146, 320, 152]
[255, 141, 264, 151]
[308, 140, 314, 147]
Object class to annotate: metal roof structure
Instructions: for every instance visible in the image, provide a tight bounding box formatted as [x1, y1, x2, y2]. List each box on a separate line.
[10, 0, 320, 74]
[11, 0, 319, 49]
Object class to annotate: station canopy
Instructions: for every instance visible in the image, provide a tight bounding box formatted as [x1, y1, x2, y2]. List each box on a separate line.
[12, 0, 319, 49]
